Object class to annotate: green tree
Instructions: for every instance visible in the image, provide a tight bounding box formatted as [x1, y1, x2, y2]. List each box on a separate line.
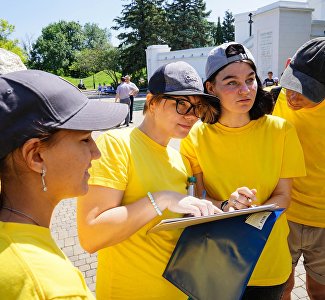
[0, 19, 27, 62]
[112, 0, 168, 79]
[83, 23, 111, 49]
[211, 17, 224, 45]
[29, 20, 85, 75]
[222, 10, 235, 43]
[165, 0, 213, 50]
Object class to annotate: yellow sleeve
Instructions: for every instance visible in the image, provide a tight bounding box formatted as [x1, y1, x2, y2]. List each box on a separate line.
[88, 132, 129, 190]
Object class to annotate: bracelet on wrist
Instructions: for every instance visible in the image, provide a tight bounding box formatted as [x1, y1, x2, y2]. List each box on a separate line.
[147, 192, 163, 216]
[220, 200, 229, 211]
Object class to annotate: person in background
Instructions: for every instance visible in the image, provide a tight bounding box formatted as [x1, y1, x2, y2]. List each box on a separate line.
[115, 76, 137, 127]
[263, 71, 275, 87]
[273, 37, 325, 300]
[77, 61, 220, 300]
[125, 74, 139, 123]
[0, 70, 127, 299]
[180, 42, 306, 300]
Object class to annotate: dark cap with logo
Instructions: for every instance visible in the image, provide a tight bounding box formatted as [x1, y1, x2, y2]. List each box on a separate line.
[148, 61, 217, 101]
[0, 69, 128, 159]
[280, 37, 325, 103]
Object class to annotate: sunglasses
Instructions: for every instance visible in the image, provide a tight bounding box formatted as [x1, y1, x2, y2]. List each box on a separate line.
[164, 96, 203, 118]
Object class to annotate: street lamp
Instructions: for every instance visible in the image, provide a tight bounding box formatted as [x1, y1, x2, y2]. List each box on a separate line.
[248, 13, 253, 37]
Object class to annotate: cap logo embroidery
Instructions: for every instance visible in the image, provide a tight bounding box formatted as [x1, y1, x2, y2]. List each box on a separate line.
[184, 72, 199, 84]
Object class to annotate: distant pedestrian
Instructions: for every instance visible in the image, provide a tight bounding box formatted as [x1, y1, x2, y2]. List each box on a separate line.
[125, 75, 139, 123]
[0, 70, 127, 299]
[115, 76, 138, 127]
[263, 71, 275, 87]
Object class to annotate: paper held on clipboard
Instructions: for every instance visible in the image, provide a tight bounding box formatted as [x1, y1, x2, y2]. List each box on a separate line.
[148, 204, 277, 233]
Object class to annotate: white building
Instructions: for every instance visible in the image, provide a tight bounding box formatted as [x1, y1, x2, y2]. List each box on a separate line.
[146, 0, 324, 81]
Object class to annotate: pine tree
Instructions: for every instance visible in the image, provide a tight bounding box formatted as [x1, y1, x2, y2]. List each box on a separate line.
[165, 0, 212, 50]
[222, 10, 235, 43]
[212, 17, 224, 45]
[112, 0, 168, 78]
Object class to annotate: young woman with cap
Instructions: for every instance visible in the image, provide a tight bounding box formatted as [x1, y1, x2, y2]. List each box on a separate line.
[0, 70, 127, 299]
[77, 61, 220, 300]
[180, 42, 306, 299]
[273, 37, 325, 300]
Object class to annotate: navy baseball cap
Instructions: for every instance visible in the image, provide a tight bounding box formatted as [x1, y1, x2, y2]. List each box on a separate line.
[148, 61, 218, 101]
[0, 70, 128, 159]
[205, 42, 256, 81]
[280, 37, 325, 103]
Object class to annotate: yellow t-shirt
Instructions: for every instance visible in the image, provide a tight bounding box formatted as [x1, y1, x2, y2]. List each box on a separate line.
[0, 221, 94, 300]
[273, 89, 325, 227]
[180, 115, 306, 286]
[89, 128, 190, 300]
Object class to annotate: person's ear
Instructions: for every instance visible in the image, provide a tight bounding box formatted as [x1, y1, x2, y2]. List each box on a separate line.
[21, 138, 44, 173]
[205, 81, 216, 96]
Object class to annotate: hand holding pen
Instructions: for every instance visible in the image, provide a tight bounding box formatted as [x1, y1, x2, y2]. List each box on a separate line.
[226, 187, 257, 211]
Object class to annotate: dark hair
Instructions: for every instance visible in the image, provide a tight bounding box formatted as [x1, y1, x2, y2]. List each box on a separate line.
[143, 93, 220, 124]
[0, 124, 59, 208]
[204, 60, 274, 121]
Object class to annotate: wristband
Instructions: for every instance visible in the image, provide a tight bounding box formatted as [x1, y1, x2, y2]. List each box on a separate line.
[220, 200, 229, 211]
[147, 192, 163, 216]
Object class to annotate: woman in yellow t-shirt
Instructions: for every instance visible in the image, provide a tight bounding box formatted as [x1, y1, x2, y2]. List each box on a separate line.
[180, 42, 306, 300]
[0, 70, 127, 299]
[77, 61, 220, 300]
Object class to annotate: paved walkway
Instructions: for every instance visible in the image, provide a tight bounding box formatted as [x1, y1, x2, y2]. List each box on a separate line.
[50, 97, 310, 299]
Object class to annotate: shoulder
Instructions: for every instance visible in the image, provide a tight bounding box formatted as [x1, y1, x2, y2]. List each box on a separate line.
[263, 114, 294, 131]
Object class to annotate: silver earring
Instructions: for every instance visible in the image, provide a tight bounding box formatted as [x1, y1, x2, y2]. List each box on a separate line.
[41, 168, 47, 192]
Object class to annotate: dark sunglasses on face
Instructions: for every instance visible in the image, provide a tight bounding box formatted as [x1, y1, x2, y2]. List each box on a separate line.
[164, 96, 203, 118]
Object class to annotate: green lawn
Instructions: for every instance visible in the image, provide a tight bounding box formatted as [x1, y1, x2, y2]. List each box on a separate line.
[63, 71, 119, 90]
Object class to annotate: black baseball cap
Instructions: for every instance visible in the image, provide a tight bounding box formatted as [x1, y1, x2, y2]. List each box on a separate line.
[0, 70, 128, 159]
[280, 37, 325, 103]
[148, 61, 218, 101]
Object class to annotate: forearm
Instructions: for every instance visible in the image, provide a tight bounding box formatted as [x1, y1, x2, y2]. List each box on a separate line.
[78, 192, 168, 253]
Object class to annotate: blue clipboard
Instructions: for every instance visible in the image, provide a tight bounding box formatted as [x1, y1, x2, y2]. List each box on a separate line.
[163, 209, 284, 300]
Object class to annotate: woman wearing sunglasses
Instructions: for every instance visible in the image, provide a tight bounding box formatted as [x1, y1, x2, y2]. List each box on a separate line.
[77, 61, 220, 300]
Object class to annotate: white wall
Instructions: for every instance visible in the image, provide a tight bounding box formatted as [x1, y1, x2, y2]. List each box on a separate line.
[146, 46, 214, 81]
[146, 1, 320, 83]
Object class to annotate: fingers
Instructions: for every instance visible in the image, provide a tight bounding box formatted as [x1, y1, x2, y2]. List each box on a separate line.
[229, 187, 258, 210]
[178, 198, 219, 217]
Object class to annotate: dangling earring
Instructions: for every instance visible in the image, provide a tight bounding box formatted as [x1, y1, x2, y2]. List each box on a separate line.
[41, 168, 48, 192]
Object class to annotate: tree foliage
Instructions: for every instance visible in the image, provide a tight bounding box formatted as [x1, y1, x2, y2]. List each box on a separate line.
[0, 19, 27, 62]
[29, 21, 112, 76]
[112, 0, 168, 80]
[29, 21, 85, 75]
[164, 0, 213, 50]
[83, 23, 111, 49]
[211, 17, 224, 45]
[222, 10, 235, 43]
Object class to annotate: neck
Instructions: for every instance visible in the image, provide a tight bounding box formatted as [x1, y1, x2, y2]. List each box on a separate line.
[138, 117, 170, 146]
[0, 184, 55, 227]
[218, 112, 251, 128]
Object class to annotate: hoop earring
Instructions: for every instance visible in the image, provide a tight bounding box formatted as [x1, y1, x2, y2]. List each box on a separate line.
[41, 168, 48, 192]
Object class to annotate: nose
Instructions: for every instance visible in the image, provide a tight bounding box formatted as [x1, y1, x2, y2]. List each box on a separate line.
[238, 83, 250, 94]
[184, 106, 199, 119]
[90, 139, 101, 160]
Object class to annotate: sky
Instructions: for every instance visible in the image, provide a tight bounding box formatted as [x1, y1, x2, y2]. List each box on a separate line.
[1, 0, 307, 46]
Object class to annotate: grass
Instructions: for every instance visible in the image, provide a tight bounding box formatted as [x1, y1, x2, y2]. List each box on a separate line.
[63, 71, 119, 90]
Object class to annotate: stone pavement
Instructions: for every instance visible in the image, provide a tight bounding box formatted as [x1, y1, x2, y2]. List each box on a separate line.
[50, 97, 310, 299]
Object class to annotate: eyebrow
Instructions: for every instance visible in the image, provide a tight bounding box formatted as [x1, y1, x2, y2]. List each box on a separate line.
[221, 71, 256, 81]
